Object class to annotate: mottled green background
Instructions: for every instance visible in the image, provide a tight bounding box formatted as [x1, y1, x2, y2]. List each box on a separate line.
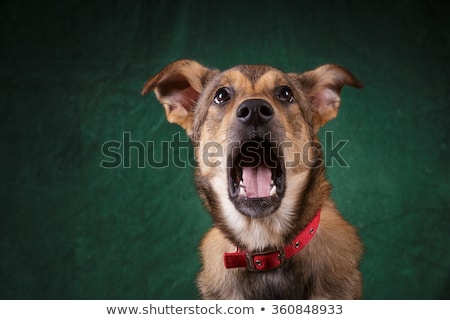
[1, 0, 449, 299]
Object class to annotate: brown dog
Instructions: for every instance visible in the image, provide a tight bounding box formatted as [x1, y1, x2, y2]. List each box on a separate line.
[142, 60, 363, 299]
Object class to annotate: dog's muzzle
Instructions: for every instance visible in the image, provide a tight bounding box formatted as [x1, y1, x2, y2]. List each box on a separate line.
[227, 99, 286, 219]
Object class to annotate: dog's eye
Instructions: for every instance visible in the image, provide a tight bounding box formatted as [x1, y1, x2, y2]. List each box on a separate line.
[276, 86, 294, 103]
[213, 88, 232, 104]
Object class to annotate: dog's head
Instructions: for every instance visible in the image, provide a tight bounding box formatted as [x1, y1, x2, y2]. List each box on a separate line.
[142, 60, 361, 246]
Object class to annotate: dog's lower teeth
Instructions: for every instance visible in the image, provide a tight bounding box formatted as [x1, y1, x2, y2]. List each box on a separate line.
[239, 185, 247, 196]
[270, 185, 277, 196]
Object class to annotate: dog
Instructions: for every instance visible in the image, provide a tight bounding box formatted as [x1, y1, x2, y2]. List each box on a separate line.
[141, 60, 363, 299]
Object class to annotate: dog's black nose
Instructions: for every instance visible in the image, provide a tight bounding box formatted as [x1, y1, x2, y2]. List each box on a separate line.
[236, 99, 274, 126]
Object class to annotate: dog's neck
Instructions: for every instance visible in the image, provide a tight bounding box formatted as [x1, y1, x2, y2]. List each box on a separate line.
[223, 208, 321, 271]
[291, 162, 330, 238]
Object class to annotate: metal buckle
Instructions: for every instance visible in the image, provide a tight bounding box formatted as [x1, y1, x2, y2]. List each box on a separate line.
[245, 248, 286, 272]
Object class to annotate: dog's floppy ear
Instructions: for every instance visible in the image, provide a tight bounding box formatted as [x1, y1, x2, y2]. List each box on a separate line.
[293, 64, 362, 132]
[141, 60, 212, 135]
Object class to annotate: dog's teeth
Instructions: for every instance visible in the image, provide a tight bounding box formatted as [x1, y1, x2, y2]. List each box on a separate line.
[270, 185, 277, 196]
[239, 185, 247, 197]
[239, 181, 247, 196]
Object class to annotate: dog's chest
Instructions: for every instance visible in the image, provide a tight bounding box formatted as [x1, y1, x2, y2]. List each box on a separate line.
[235, 263, 311, 299]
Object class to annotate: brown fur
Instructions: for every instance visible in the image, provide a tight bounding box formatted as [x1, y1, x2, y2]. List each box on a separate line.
[142, 60, 363, 299]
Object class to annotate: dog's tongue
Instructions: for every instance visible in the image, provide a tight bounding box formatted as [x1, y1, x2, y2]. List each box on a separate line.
[242, 165, 272, 198]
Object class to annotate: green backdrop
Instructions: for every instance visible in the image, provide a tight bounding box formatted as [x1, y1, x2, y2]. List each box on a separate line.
[1, 0, 449, 299]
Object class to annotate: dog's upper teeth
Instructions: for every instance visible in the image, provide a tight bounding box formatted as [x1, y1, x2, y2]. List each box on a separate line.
[270, 184, 277, 196]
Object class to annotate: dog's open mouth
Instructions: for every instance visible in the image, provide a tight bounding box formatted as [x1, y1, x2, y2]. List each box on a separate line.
[228, 139, 286, 218]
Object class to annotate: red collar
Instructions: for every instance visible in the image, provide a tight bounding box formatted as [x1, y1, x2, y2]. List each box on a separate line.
[223, 208, 321, 271]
